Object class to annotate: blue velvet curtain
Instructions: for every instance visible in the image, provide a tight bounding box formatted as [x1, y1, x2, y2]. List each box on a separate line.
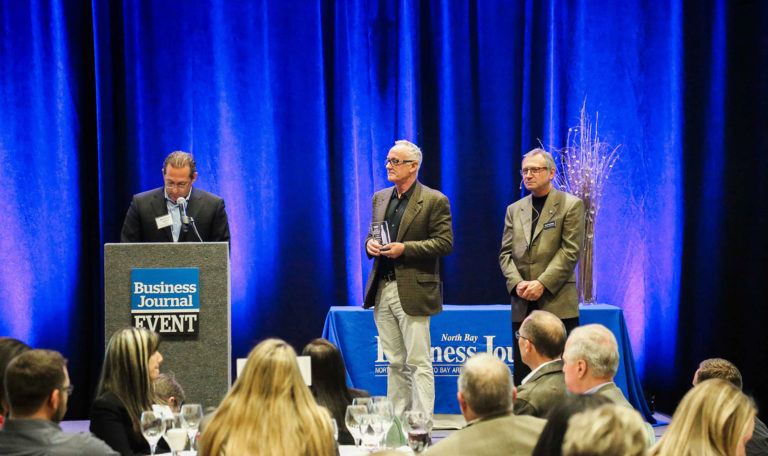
[1, 0, 766, 417]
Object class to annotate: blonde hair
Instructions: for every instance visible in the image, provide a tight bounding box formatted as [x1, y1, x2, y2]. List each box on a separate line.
[562, 404, 648, 456]
[199, 339, 335, 456]
[648, 379, 756, 456]
[96, 327, 160, 433]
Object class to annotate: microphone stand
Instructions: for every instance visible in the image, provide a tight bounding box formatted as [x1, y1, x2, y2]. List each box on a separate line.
[179, 199, 204, 242]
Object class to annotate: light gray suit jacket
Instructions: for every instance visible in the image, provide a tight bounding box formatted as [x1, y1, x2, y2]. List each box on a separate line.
[424, 412, 545, 456]
[363, 181, 453, 316]
[499, 188, 585, 322]
[513, 360, 567, 418]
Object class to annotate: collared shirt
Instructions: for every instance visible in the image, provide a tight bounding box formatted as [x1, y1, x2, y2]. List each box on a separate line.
[0, 418, 117, 455]
[583, 381, 615, 395]
[521, 358, 561, 385]
[164, 187, 193, 242]
[378, 183, 416, 279]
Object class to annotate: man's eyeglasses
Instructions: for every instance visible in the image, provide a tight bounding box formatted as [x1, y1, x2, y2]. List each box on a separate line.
[385, 158, 415, 167]
[60, 384, 74, 395]
[514, 331, 529, 341]
[520, 167, 549, 176]
[165, 182, 190, 190]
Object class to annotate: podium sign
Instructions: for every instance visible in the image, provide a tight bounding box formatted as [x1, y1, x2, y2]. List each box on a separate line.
[131, 268, 201, 336]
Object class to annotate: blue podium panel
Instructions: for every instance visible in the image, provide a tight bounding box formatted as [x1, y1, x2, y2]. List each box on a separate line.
[322, 304, 653, 421]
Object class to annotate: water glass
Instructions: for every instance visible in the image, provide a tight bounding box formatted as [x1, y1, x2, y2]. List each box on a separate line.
[163, 413, 188, 456]
[345, 404, 367, 448]
[140, 411, 165, 456]
[181, 403, 204, 452]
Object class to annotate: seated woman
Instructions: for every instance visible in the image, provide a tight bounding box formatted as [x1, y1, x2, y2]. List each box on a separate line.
[649, 378, 756, 456]
[199, 338, 335, 456]
[302, 338, 370, 445]
[562, 404, 649, 456]
[90, 327, 166, 456]
[532, 394, 612, 456]
[0, 337, 30, 428]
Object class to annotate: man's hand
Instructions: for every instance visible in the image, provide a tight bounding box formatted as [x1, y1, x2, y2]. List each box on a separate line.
[516, 281, 530, 298]
[380, 242, 405, 259]
[520, 280, 544, 301]
[366, 239, 383, 257]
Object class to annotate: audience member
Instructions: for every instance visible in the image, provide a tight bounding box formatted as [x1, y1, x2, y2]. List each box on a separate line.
[692, 358, 768, 456]
[199, 338, 335, 456]
[302, 338, 370, 445]
[531, 394, 611, 456]
[424, 353, 545, 456]
[153, 372, 185, 413]
[562, 324, 631, 408]
[0, 349, 117, 455]
[561, 403, 649, 456]
[513, 310, 568, 418]
[0, 337, 31, 427]
[90, 327, 166, 456]
[649, 378, 756, 456]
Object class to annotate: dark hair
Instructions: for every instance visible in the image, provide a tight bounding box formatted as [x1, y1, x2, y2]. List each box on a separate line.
[301, 338, 356, 444]
[531, 394, 612, 456]
[5, 349, 67, 417]
[697, 358, 743, 390]
[0, 337, 31, 416]
[522, 310, 567, 359]
[163, 151, 196, 178]
[153, 373, 185, 409]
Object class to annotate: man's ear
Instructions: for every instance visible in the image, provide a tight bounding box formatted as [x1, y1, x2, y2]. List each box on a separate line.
[49, 388, 61, 412]
[577, 359, 588, 378]
[457, 391, 466, 413]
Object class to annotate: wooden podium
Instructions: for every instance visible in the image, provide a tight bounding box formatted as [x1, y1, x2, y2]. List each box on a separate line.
[104, 242, 230, 408]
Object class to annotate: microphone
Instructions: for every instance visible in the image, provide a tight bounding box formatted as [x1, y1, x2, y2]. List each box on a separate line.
[176, 197, 191, 226]
[176, 196, 204, 242]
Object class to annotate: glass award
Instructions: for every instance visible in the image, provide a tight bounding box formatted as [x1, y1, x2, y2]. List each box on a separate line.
[370, 221, 392, 246]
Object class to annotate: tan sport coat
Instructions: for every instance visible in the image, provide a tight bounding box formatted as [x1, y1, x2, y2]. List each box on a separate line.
[499, 188, 585, 322]
[513, 359, 567, 418]
[363, 181, 453, 316]
[424, 412, 545, 456]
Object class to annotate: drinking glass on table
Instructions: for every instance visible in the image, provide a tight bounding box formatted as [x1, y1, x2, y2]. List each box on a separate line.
[401, 410, 431, 453]
[163, 413, 188, 456]
[345, 404, 367, 449]
[181, 403, 203, 452]
[360, 412, 386, 451]
[369, 397, 395, 448]
[140, 411, 165, 456]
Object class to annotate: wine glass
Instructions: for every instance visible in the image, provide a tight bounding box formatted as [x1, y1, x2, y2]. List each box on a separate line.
[369, 397, 395, 448]
[401, 410, 430, 453]
[140, 411, 165, 456]
[181, 403, 203, 452]
[345, 404, 367, 449]
[163, 413, 188, 456]
[360, 412, 386, 451]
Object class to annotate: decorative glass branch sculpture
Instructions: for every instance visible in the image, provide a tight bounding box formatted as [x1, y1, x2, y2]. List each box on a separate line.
[555, 103, 620, 304]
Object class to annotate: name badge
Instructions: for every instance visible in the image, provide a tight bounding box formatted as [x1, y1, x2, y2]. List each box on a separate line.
[543, 221, 556, 230]
[155, 214, 173, 230]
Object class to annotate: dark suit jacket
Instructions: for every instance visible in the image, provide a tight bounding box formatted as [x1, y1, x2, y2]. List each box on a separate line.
[424, 412, 545, 456]
[513, 360, 567, 418]
[363, 181, 453, 316]
[120, 187, 230, 243]
[90, 392, 168, 456]
[499, 188, 584, 322]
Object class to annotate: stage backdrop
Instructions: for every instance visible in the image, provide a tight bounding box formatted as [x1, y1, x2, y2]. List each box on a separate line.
[1, 0, 766, 417]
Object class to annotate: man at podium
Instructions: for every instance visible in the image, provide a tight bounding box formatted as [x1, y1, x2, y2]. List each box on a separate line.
[120, 151, 231, 243]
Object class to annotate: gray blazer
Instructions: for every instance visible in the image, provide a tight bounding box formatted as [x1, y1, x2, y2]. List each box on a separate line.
[513, 360, 567, 418]
[424, 412, 545, 456]
[363, 181, 453, 316]
[499, 188, 585, 322]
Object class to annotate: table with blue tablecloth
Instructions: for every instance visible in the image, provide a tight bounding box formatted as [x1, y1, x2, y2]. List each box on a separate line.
[322, 304, 654, 422]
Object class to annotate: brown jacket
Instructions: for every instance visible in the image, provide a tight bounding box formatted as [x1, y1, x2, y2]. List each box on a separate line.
[513, 359, 567, 418]
[424, 412, 545, 456]
[499, 188, 585, 322]
[363, 181, 453, 316]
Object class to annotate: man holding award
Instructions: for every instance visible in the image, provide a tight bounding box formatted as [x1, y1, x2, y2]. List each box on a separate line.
[363, 140, 453, 423]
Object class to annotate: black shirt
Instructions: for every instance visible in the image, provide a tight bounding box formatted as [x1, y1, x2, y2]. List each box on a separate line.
[378, 183, 416, 279]
[531, 193, 549, 240]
